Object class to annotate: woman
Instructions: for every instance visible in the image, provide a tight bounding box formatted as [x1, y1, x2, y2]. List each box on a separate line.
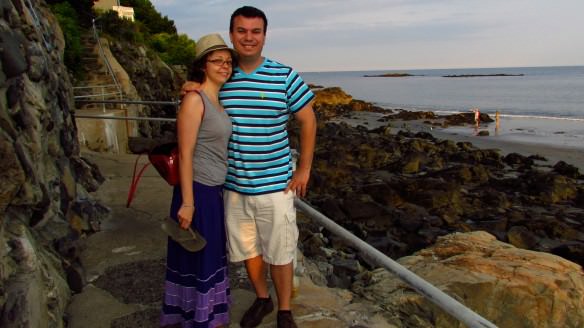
[161, 33, 236, 328]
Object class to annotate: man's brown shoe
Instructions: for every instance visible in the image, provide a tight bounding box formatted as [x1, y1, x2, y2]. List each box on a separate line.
[277, 311, 298, 328]
[240, 297, 274, 328]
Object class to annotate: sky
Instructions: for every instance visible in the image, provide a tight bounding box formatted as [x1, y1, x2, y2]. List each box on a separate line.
[150, 0, 584, 72]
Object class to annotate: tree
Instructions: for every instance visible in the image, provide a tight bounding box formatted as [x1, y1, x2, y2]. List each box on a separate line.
[120, 0, 176, 34]
[50, 2, 83, 73]
[47, 0, 95, 27]
[149, 33, 196, 66]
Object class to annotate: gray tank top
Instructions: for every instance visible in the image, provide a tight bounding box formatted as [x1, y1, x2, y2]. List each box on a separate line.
[192, 91, 232, 186]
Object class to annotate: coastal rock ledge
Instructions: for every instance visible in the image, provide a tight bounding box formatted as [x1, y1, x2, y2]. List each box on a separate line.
[352, 231, 584, 328]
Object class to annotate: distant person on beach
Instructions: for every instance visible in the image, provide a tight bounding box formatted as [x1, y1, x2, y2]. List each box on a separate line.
[473, 108, 481, 128]
[160, 33, 236, 328]
[182, 6, 316, 328]
[495, 110, 501, 134]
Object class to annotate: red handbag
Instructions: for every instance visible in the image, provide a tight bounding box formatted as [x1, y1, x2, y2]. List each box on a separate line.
[126, 91, 205, 207]
[148, 142, 180, 186]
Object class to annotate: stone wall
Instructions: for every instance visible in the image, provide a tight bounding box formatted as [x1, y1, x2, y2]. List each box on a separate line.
[1, 0, 106, 326]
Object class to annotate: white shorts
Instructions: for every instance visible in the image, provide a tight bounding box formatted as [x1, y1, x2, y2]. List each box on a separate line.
[224, 190, 298, 265]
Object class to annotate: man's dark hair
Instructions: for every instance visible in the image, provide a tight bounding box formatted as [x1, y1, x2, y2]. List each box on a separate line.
[229, 6, 268, 34]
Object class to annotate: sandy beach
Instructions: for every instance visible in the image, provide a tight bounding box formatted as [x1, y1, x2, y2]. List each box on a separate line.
[332, 111, 584, 172]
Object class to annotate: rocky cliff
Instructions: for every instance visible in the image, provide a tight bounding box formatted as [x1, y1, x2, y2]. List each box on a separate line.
[106, 38, 184, 139]
[1, 1, 106, 326]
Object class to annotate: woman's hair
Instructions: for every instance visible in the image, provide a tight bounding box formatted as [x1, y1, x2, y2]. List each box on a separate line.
[187, 51, 237, 83]
[188, 53, 209, 83]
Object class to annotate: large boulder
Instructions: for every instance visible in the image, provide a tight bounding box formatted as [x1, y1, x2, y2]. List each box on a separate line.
[353, 231, 584, 328]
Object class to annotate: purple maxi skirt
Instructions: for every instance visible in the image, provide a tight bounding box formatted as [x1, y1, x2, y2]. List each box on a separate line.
[160, 181, 230, 328]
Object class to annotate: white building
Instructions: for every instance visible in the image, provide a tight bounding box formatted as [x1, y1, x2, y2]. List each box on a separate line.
[93, 0, 135, 22]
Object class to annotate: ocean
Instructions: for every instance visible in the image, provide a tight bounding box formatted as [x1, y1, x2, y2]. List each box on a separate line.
[302, 66, 584, 120]
[302, 66, 584, 149]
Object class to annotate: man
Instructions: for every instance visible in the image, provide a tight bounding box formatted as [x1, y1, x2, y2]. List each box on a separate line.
[185, 6, 316, 328]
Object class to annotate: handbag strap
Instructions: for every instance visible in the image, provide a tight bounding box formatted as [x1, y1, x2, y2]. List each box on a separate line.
[126, 90, 206, 208]
[126, 154, 150, 207]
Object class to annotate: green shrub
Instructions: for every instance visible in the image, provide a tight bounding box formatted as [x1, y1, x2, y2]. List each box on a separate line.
[97, 10, 145, 44]
[50, 2, 82, 74]
[149, 33, 196, 66]
[120, 0, 177, 34]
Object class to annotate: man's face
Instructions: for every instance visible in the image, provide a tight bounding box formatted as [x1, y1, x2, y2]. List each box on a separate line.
[229, 16, 266, 60]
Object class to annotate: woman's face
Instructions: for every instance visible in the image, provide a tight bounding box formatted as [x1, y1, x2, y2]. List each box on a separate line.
[205, 49, 233, 84]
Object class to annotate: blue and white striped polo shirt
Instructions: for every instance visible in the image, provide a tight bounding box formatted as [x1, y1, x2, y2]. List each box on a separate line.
[219, 58, 315, 195]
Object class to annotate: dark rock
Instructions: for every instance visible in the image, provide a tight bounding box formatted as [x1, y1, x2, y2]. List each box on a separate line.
[71, 199, 109, 233]
[523, 172, 579, 204]
[363, 235, 408, 260]
[319, 198, 347, 222]
[0, 30, 27, 78]
[507, 226, 537, 249]
[301, 233, 328, 259]
[361, 183, 405, 207]
[414, 131, 436, 141]
[390, 110, 436, 121]
[329, 257, 363, 288]
[400, 152, 426, 174]
[341, 197, 387, 221]
[30, 183, 51, 227]
[397, 210, 424, 232]
[553, 161, 581, 179]
[477, 130, 489, 136]
[0, 0, 13, 15]
[70, 157, 105, 192]
[550, 242, 584, 267]
[65, 262, 86, 294]
[60, 128, 78, 157]
[503, 152, 534, 167]
[528, 154, 548, 162]
[6, 77, 24, 109]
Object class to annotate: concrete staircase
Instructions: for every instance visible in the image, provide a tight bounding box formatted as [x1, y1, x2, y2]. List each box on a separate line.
[73, 32, 132, 154]
[74, 32, 122, 110]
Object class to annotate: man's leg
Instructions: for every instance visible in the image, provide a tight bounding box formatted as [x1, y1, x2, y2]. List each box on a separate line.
[240, 255, 275, 327]
[245, 255, 269, 298]
[270, 262, 293, 310]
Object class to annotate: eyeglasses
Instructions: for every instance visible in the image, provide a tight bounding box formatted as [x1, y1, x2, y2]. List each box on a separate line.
[207, 58, 233, 67]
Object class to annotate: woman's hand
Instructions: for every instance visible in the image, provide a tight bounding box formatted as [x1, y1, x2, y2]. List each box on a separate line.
[177, 204, 195, 229]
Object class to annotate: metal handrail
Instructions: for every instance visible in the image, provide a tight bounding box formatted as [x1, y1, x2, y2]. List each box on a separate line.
[74, 114, 175, 122]
[91, 18, 123, 100]
[74, 92, 123, 99]
[75, 99, 179, 106]
[294, 199, 498, 328]
[24, 0, 52, 52]
[73, 84, 119, 90]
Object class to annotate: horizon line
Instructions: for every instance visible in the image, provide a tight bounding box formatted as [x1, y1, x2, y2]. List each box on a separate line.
[300, 64, 584, 74]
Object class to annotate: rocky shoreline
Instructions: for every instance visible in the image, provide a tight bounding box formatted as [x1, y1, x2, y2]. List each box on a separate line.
[290, 87, 584, 283]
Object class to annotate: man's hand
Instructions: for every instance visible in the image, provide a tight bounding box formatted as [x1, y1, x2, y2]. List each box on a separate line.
[181, 81, 201, 97]
[285, 167, 311, 197]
